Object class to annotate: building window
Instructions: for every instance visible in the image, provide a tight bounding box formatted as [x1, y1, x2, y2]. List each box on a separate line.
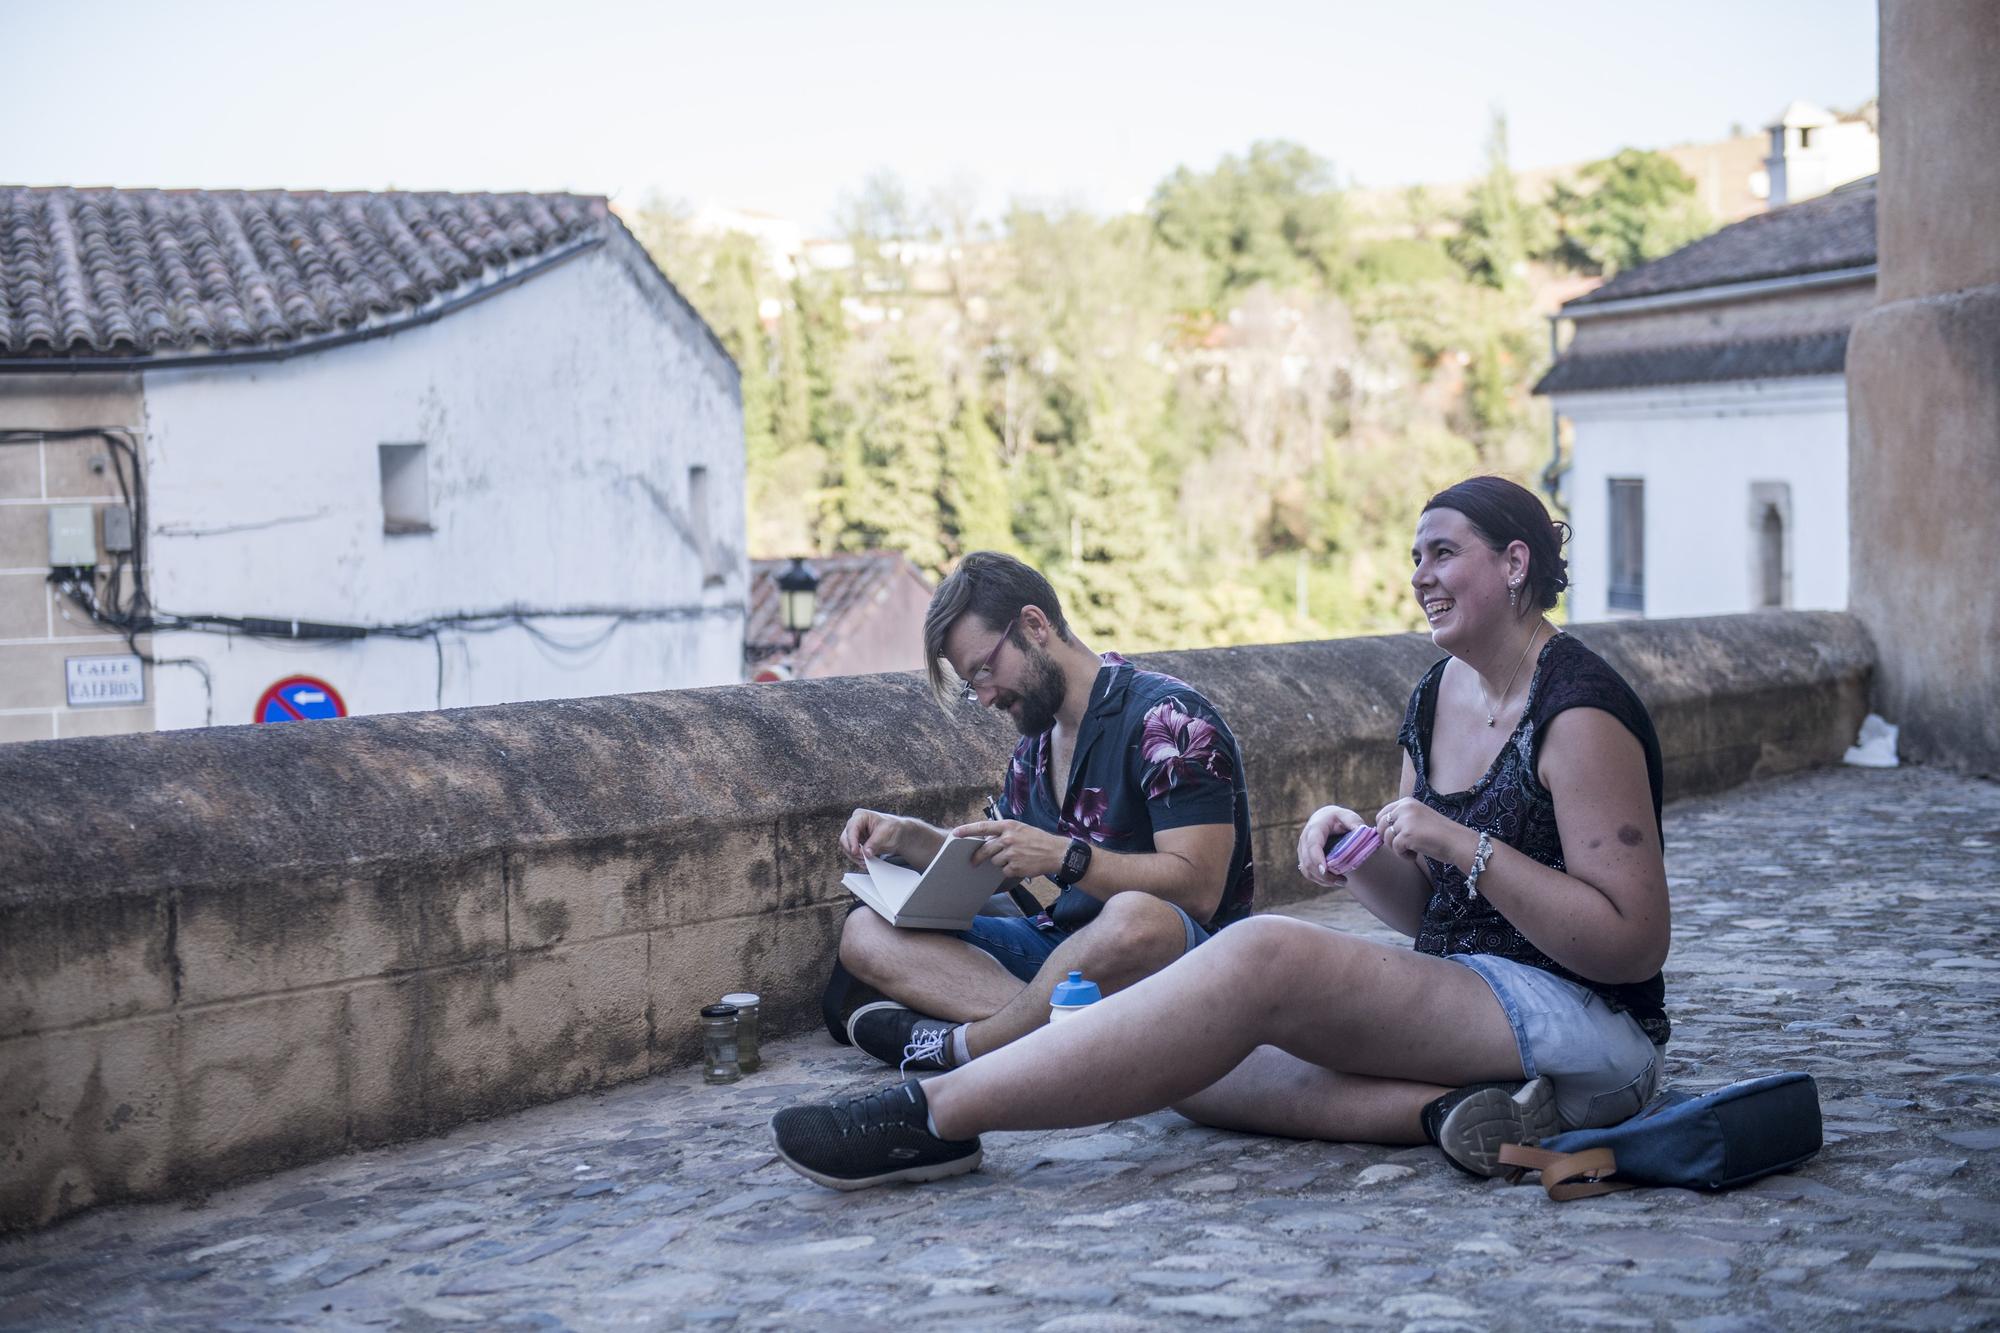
[1750, 481, 1792, 609]
[1607, 478, 1645, 613]
[379, 443, 431, 535]
[688, 465, 721, 584]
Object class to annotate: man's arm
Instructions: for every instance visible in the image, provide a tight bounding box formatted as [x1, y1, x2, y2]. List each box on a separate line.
[951, 819, 1232, 922]
[841, 808, 950, 868]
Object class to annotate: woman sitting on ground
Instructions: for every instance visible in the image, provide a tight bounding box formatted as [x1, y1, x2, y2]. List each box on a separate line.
[772, 475, 1672, 1188]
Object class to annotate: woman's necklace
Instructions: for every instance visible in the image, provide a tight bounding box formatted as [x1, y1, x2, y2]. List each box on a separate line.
[1479, 621, 1545, 726]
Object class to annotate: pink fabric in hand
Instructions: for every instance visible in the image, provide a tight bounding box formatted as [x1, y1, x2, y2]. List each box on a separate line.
[1322, 826, 1382, 876]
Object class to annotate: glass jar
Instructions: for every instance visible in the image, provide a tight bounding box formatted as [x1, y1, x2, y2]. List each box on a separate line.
[719, 992, 761, 1073]
[700, 1003, 740, 1084]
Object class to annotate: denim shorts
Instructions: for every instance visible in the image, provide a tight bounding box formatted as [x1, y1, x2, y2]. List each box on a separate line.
[1448, 952, 1664, 1131]
[956, 902, 1211, 985]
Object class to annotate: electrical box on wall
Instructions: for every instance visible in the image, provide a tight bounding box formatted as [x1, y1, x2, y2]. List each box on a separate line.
[102, 504, 134, 554]
[48, 505, 97, 567]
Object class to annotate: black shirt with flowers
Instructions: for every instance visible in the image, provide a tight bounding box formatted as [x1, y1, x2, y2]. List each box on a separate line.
[996, 654, 1255, 932]
[1398, 632, 1670, 1045]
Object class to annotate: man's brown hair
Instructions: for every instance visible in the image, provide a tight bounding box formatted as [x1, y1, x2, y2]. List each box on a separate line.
[922, 551, 1071, 704]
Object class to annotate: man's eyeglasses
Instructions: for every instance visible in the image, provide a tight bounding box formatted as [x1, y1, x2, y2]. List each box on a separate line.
[958, 614, 1018, 704]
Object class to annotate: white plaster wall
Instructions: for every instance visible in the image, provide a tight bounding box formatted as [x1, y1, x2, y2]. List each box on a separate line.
[1556, 377, 1849, 623]
[139, 241, 746, 729]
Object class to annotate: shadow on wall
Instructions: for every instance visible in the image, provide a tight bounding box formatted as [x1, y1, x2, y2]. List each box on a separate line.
[0, 610, 1872, 1231]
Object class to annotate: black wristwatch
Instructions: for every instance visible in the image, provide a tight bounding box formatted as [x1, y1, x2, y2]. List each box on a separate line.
[1054, 837, 1093, 887]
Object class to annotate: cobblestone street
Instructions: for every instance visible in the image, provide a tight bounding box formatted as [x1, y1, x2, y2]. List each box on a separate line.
[3, 764, 1998, 1331]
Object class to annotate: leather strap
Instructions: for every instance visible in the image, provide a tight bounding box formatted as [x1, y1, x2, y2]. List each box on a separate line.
[1497, 1143, 1631, 1201]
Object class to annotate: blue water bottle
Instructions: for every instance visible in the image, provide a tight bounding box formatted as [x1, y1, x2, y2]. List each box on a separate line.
[1048, 970, 1102, 1024]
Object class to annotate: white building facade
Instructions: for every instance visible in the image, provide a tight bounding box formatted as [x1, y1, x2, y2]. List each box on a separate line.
[1538, 184, 1875, 623]
[0, 188, 745, 738]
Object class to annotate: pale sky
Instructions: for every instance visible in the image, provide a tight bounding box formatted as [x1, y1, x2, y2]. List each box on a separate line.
[4, 0, 1876, 232]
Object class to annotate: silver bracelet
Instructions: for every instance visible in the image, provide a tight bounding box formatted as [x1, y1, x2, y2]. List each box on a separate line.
[1465, 831, 1493, 900]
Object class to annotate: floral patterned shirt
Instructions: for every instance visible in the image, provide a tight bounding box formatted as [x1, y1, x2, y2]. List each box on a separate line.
[996, 654, 1255, 932]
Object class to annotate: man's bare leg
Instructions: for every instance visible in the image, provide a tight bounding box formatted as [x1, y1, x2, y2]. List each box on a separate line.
[838, 906, 1022, 1023]
[959, 892, 1194, 1059]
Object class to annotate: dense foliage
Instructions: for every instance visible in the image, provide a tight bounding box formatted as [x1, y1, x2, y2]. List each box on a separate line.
[634, 128, 1710, 651]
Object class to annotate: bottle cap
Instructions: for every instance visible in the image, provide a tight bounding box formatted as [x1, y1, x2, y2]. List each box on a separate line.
[720, 992, 760, 1008]
[1049, 970, 1102, 1007]
[700, 1003, 739, 1018]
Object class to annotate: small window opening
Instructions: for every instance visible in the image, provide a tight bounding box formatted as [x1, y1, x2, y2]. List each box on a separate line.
[1799, 126, 1815, 150]
[1758, 506, 1785, 607]
[689, 465, 721, 584]
[1607, 478, 1645, 614]
[1751, 481, 1792, 610]
[380, 443, 432, 535]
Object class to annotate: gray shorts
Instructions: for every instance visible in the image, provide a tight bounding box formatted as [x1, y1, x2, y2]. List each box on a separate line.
[1448, 952, 1663, 1131]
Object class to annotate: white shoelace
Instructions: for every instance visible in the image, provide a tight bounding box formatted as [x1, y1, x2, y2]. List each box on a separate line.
[900, 1025, 950, 1072]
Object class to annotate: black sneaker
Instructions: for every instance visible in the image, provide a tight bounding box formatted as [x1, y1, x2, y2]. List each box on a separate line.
[820, 957, 887, 1047]
[846, 1001, 959, 1072]
[771, 1080, 982, 1190]
[1423, 1077, 1561, 1178]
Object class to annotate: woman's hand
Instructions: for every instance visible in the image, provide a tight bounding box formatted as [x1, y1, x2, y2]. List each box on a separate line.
[1375, 797, 1476, 869]
[953, 819, 1072, 880]
[1296, 803, 1366, 889]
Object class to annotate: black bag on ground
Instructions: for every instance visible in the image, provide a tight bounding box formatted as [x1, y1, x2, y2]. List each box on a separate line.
[1498, 1072, 1823, 1200]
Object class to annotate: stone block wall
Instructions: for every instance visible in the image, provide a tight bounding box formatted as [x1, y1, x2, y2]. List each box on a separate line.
[0, 611, 1873, 1230]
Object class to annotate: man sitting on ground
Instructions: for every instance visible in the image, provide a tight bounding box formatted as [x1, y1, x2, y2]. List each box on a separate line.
[828, 551, 1256, 1071]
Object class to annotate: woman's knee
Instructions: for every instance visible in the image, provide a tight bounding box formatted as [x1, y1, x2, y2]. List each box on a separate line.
[1208, 916, 1362, 991]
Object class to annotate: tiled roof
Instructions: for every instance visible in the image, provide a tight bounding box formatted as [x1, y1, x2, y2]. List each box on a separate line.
[1565, 183, 1876, 309]
[746, 552, 932, 676]
[1535, 330, 1848, 394]
[0, 187, 609, 362]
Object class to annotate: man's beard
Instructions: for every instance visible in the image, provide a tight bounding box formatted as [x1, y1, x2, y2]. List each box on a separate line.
[1001, 645, 1068, 736]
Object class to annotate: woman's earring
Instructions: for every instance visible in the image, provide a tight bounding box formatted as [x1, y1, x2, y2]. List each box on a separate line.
[1508, 581, 1520, 610]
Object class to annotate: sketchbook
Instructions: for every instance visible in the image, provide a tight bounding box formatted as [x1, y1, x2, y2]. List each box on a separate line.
[841, 836, 1005, 930]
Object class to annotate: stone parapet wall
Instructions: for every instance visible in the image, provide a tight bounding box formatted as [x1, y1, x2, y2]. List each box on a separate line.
[0, 611, 1872, 1230]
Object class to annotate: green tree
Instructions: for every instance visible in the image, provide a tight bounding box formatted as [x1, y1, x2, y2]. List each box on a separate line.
[1149, 140, 1348, 305]
[826, 334, 950, 574]
[1449, 111, 1543, 291]
[1546, 149, 1714, 276]
[940, 398, 1012, 557]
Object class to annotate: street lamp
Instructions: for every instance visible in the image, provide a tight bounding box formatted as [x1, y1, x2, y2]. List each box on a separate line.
[775, 557, 819, 648]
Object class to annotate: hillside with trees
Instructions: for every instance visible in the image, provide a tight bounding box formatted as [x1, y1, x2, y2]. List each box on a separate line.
[633, 118, 1714, 651]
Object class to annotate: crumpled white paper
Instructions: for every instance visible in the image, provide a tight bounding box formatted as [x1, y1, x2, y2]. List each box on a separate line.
[1842, 713, 1900, 768]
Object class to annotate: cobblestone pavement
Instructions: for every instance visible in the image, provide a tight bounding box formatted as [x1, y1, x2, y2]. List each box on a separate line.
[4, 765, 2000, 1331]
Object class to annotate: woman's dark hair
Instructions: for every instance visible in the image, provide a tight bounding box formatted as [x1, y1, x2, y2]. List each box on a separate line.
[1422, 476, 1571, 611]
[922, 551, 1071, 703]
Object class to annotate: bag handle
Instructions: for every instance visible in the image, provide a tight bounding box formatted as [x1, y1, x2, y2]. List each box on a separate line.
[1496, 1143, 1631, 1201]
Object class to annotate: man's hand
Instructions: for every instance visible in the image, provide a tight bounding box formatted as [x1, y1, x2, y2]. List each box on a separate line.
[951, 819, 1072, 881]
[841, 808, 909, 866]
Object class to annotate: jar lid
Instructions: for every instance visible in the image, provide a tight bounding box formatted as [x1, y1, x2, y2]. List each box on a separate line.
[700, 1003, 739, 1018]
[720, 992, 761, 1007]
[1049, 969, 1102, 1007]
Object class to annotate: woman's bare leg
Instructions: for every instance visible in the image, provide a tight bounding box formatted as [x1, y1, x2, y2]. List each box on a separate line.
[924, 915, 1522, 1142]
[1171, 1046, 1454, 1144]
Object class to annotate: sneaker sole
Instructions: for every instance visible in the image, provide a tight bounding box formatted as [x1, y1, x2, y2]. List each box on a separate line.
[1438, 1077, 1560, 1177]
[773, 1143, 984, 1192]
[844, 999, 910, 1049]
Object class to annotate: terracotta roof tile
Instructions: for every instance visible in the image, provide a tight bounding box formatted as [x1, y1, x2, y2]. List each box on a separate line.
[1565, 184, 1876, 309]
[0, 186, 609, 361]
[746, 552, 933, 676]
[1535, 329, 1849, 394]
